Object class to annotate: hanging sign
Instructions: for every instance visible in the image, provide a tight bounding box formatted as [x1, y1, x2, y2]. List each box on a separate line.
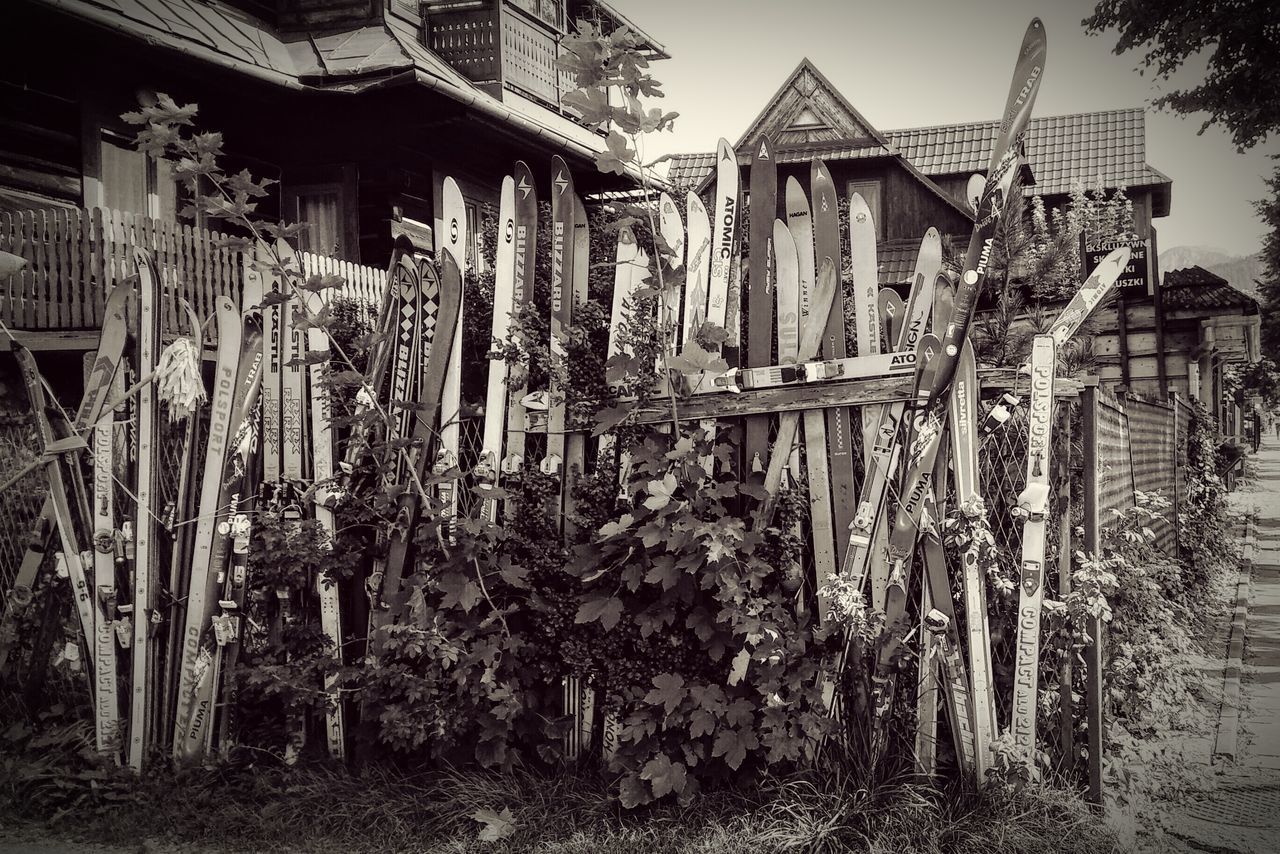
[1085, 238, 1149, 294]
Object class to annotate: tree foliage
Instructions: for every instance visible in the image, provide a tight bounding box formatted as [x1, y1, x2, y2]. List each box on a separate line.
[1084, 0, 1280, 151]
[1085, 0, 1280, 362]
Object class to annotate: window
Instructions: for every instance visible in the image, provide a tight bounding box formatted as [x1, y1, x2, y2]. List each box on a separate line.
[846, 179, 883, 241]
[465, 200, 482, 275]
[100, 137, 176, 220]
[283, 183, 345, 257]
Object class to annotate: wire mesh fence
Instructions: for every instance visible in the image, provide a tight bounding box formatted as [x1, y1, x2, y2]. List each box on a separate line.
[0, 418, 45, 592]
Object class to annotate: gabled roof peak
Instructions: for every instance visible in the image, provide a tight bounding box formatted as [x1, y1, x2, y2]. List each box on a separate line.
[734, 58, 889, 151]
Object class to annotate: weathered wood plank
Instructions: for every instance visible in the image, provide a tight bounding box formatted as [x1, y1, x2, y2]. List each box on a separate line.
[0, 213, 14, 328]
[53, 208, 71, 328]
[91, 208, 107, 325]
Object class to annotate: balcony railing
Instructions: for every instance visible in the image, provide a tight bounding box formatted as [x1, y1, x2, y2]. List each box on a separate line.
[427, 1, 578, 111]
[0, 206, 385, 341]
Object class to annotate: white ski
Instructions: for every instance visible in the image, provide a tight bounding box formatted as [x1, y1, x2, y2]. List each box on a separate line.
[437, 177, 467, 528]
[129, 248, 163, 771]
[172, 297, 242, 759]
[1011, 334, 1056, 765]
[477, 175, 517, 523]
[304, 286, 346, 760]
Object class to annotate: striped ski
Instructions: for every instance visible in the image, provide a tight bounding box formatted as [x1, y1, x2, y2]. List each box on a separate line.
[925, 19, 1047, 408]
[364, 239, 426, 620]
[375, 246, 461, 635]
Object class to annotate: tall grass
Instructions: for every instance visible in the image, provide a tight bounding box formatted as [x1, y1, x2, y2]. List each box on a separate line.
[2, 749, 1120, 854]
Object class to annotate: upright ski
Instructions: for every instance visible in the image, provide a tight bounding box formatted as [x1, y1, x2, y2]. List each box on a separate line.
[477, 175, 517, 523]
[305, 286, 346, 760]
[752, 257, 838, 530]
[811, 160, 856, 568]
[501, 162, 538, 507]
[1011, 335, 1055, 763]
[786, 179, 837, 611]
[436, 177, 468, 530]
[544, 158, 576, 511]
[173, 300, 260, 760]
[129, 248, 163, 771]
[745, 137, 776, 480]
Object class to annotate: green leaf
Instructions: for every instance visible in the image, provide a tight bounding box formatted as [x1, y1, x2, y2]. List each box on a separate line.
[595, 130, 635, 177]
[618, 772, 650, 809]
[727, 648, 751, 686]
[643, 672, 686, 715]
[711, 726, 759, 771]
[561, 87, 612, 126]
[640, 752, 688, 799]
[471, 807, 516, 842]
[575, 595, 624, 631]
[598, 513, 634, 540]
[643, 473, 678, 511]
[436, 572, 481, 612]
[592, 402, 635, 437]
[644, 554, 681, 590]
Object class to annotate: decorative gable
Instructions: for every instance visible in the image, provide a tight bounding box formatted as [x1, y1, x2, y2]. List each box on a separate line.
[736, 59, 888, 149]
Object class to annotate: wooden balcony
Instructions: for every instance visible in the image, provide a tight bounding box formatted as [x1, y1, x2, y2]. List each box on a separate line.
[427, 0, 577, 111]
[0, 207, 385, 349]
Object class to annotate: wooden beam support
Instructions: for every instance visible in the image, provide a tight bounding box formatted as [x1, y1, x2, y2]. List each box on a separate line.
[615, 370, 1083, 428]
[1080, 384, 1105, 805]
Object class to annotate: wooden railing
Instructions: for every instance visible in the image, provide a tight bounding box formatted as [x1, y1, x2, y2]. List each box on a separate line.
[427, 2, 579, 110]
[0, 207, 385, 339]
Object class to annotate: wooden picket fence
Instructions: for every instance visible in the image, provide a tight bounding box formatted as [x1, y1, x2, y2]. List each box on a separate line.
[0, 207, 385, 338]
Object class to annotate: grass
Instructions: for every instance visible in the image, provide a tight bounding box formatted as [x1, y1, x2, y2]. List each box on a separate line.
[1, 743, 1122, 854]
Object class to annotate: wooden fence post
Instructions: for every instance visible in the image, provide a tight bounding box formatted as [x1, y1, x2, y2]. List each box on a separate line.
[1081, 381, 1105, 804]
[1057, 400, 1074, 770]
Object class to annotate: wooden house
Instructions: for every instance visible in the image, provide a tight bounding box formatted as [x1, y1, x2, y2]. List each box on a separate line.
[0, 0, 665, 347]
[668, 60, 1172, 290]
[1095, 265, 1260, 432]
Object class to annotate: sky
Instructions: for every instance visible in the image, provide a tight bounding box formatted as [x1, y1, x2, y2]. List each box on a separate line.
[614, 0, 1278, 258]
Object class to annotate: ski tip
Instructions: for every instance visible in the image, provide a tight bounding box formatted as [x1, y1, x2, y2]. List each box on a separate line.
[817, 255, 837, 286]
[687, 189, 707, 217]
[784, 175, 807, 209]
[848, 192, 873, 228]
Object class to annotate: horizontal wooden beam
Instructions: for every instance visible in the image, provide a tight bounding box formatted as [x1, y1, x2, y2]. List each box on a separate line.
[620, 368, 1085, 427]
[626, 376, 916, 425]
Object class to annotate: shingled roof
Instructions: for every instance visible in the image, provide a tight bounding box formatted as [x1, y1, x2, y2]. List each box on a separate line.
[29, 0, 627, 170]
[668, 107, 1172, 216]
[1162, 266, 1258, 313]
[887, 109, 1171, 209]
